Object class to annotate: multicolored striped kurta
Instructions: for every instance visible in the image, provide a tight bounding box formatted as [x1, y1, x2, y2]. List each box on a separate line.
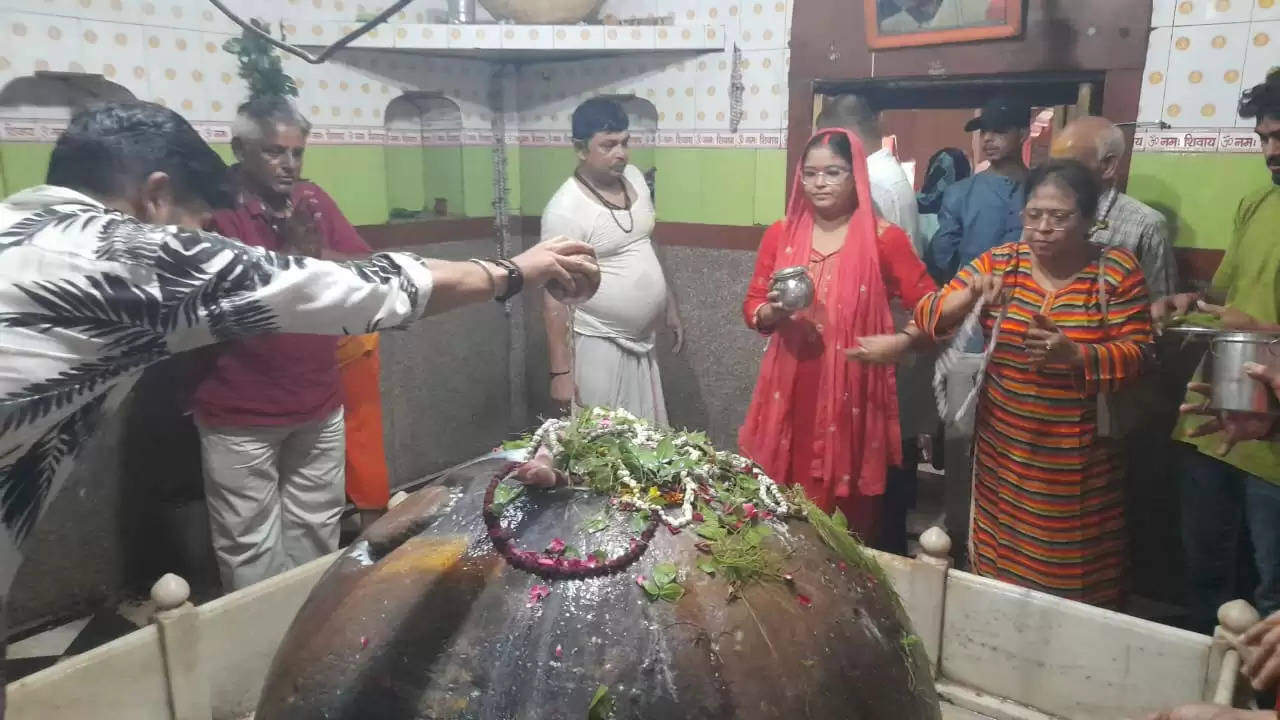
[915, 242, 1153, 608]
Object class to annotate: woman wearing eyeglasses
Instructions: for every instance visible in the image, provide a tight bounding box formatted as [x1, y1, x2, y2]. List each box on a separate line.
[739, 128, 936, 544]
[892, 159, 1154, 607]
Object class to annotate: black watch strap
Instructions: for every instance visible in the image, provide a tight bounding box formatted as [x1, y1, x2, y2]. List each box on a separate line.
[485, 257, 523, 302]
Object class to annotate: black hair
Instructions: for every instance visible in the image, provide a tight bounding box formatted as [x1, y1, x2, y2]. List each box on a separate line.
[571, 97, 629, 141]
[1025, 159, 1102, 219]
[1240, 68, 1280, 122]
[804, 131, 854, 166]
[233, 95, 312, 140]
[47, 102, 233, 209]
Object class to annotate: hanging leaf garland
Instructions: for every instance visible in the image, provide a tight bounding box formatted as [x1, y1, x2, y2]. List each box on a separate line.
[222, 18, 299, 101]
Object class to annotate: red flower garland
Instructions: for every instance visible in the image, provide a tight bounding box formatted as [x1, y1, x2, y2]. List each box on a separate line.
[482, 465, 660, 581]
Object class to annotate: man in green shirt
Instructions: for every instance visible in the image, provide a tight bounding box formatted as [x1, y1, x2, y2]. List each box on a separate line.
[1153, 69, 1280, 635]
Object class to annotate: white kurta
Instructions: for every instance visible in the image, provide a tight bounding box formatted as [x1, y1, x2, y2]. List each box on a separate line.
[541, 165, 669, 424]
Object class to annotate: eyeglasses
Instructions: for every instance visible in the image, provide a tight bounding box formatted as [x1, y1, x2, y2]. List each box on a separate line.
[800, 167, 851, 185]
[1022, 208, 1078, 230]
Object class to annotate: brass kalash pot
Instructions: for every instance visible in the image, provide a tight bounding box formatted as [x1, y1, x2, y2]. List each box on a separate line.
[254, 455, 940, 719]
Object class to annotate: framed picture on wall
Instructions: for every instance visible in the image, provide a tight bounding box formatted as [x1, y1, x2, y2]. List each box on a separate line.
[865, 0, 1024, 50]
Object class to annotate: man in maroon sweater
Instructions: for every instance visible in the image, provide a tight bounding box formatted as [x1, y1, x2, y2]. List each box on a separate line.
[192, 97, 372, 590]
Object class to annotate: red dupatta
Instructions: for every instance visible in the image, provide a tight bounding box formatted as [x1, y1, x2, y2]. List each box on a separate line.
[738, 128, 901, 506]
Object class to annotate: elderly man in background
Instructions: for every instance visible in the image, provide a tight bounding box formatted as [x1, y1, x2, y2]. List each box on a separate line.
[1051, 115, 1177, 298]
[540, 97, 683, 424]
[189, 97, 394, 590]
[817, 95, 922, 254]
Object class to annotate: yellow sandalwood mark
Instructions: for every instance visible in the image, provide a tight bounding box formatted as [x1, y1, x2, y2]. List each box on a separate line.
[374, 536, 469, 577]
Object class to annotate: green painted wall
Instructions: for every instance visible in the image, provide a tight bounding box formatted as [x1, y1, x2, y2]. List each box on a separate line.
[516, 146, 787, 227]
[383, 146, 469, 218]
[1128, 153, 1274, 251]
[300, 145, 390, 226]
[2, 141, 786, 229]
[460, 146, 496, 219]
[0, 143, 55, 197]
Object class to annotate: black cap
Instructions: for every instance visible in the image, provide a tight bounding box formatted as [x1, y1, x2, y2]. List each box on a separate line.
[964, 96, 1032, 132]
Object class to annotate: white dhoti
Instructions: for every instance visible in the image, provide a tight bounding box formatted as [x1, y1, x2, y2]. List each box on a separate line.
[573, 333, 668, 426]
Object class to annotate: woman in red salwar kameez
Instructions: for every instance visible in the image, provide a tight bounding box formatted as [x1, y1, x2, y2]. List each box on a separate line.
[739, 128, 936, 543]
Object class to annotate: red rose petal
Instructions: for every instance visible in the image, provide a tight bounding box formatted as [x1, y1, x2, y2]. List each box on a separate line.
[527, 584, 551, 606]
[360, 635, 368, 649]
[743, 503, 757, 519]
[635, 575, 646, 587]
[692, 512, 705, 522]
[546, 538, 566, 555]
[555, 644, 563, 658]
[797, 594, 812, 608]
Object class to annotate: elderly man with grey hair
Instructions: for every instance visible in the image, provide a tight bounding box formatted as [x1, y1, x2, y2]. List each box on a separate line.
[190, 96, 382, 591]
[1051, 115, 1177, 298]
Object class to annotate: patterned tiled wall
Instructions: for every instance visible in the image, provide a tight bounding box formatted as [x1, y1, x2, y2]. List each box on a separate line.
[0, 0, 792, 148]
[516, 0, 792, 149]
[0, 0, 495, 144]
[1135, 0, 1279, 154]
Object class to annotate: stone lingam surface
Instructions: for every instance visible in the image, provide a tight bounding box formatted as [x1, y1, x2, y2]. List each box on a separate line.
[255, 454, 941, 720]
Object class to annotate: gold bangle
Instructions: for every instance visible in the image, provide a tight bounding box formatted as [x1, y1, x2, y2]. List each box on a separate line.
[468, 258, 497, 299]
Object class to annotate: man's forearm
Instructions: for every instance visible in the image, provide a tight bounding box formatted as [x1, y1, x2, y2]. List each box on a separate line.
[422, 259, 506, 315]
[543, 291, 573, 373]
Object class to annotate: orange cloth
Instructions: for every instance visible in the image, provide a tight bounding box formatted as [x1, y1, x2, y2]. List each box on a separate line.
[337, 333, 379, 367]
[337, 336, 390, 510]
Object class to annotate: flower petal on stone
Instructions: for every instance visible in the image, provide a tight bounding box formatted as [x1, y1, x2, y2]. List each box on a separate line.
[546, 537, 566, 555]
[527, 584, 551, 606]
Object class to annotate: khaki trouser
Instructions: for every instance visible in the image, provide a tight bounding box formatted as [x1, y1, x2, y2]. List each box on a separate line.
[197, 408, 346, 591]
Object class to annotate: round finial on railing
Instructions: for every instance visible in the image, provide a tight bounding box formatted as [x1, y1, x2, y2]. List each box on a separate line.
[388, 491, 409, 510]
[151, 573, 191, 612]
[1219, 599, 1262, 635]
[920, 526, 952, 559]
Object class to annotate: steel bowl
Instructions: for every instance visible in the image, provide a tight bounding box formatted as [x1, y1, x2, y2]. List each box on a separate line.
[770, 266, 814, 312]
[1204, 330, 1280, 414]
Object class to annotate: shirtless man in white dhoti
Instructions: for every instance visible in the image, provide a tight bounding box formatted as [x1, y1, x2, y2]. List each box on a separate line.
[540, 97, 684, 425]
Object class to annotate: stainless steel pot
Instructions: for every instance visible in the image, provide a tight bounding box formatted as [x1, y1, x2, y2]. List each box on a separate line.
[1205, 331, 1280, 414]
[770, 266, 814, 312]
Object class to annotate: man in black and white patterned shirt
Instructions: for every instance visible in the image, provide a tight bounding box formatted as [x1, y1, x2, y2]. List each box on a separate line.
[0, 103, 597, 638]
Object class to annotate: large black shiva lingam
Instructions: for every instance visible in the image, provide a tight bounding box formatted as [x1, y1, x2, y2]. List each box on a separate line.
[255, 410, 941, 720]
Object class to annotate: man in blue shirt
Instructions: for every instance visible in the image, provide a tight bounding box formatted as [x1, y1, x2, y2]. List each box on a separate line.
[928, 97, 1030, 282]
[929, 96, 1029, 568]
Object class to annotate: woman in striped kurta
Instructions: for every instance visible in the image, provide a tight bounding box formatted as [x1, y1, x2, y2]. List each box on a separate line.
[913, 160, 1153, 608]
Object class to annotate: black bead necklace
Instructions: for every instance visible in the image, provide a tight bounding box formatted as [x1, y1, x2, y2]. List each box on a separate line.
[575, 170, 634, 233]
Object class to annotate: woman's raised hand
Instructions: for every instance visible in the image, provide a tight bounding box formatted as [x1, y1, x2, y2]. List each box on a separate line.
[966, 273, 1005, 307]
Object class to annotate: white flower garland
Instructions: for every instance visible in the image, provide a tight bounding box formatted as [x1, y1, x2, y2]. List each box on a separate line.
[524, 408, 790, 529]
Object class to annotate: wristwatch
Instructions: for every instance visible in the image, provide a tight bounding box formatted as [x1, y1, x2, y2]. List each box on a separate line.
[484, 257, 523, 302]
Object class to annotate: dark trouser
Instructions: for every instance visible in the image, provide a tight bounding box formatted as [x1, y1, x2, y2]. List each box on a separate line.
[1178, 443, 1280, 634]
[879, 439, 920, 556]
